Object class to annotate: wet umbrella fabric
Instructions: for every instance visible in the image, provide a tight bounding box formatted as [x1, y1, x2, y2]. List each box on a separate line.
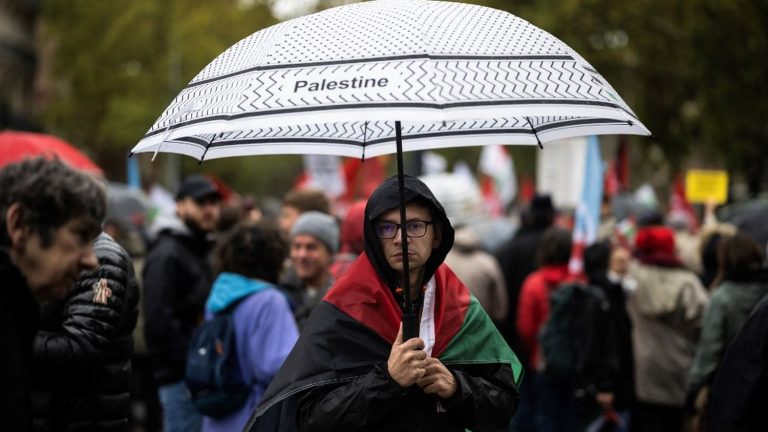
[0, 130, 103, 175]
[130, 0, 649, 160]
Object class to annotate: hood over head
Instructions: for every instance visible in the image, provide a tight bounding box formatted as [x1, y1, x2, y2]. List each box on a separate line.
[364, 175, 455, 291]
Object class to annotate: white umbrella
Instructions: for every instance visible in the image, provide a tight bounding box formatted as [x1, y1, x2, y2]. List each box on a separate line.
[131, 0, 650, 336]
[131, 0, 648, 161]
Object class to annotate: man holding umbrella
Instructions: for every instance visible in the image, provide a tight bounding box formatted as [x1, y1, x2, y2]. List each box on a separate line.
[246, 175, 522, 432]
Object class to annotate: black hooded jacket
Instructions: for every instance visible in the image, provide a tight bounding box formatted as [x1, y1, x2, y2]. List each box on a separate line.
[29, 233, 139, 431]
[292, 175, 518, 432]
[142, 216, 214, 384]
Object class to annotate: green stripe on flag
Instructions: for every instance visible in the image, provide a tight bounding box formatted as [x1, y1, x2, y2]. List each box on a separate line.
[439, 295, 524, 386]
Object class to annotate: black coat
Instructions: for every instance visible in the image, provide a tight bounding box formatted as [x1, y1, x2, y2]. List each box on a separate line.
[585, 275, 635, 410]
[494, 225, 548, 354]
[708, 293, 768, 432]
[142, 221, 213, 384]
[0, 249, 39, 431]
[30, 233, 139, 431]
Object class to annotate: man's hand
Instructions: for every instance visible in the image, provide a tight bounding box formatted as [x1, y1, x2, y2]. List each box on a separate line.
[417, 357, 457, 399]
[388, 324, 427, 388]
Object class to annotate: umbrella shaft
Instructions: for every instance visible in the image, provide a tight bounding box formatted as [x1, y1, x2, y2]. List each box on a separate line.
[395, 121, 416, 320]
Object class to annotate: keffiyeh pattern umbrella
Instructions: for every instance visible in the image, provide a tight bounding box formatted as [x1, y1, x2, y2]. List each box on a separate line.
[131, 0, 648, 160]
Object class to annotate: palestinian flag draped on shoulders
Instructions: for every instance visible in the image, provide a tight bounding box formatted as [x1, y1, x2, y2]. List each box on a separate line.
[245, 175, 522, 431]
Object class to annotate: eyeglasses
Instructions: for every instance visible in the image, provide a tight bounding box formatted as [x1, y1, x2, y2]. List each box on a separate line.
[374, 220, 434, 239]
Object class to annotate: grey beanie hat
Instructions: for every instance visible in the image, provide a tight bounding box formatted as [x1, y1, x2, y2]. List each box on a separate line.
[290, 211, 340, 253]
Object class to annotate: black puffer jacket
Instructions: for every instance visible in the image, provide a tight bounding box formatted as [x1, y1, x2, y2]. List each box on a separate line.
[30, 233, 139, 432]
[0, 249, 39, 431]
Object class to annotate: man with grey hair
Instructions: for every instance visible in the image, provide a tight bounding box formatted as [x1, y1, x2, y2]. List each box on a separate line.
[287, 211, 339, 329]
[0, 157, 106, 431]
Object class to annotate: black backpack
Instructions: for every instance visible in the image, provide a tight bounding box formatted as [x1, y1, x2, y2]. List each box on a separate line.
[185, 298, 249, 417]
[539, 282, 607, 378]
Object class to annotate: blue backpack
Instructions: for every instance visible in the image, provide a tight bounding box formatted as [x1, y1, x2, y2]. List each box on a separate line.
[185, 298, 249, 417]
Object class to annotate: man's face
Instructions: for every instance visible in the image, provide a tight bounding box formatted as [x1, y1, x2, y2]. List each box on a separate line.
[177, 195, 221, 232]
[610, 246, 631, 276]
[279, 205, 301, 235]
[290, 233, 332, 286]
[376, 204, 441, 281]
[13, 218, 99, 301]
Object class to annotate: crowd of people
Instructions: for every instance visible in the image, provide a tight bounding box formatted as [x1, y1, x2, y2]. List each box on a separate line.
[3, 157, 768, 432]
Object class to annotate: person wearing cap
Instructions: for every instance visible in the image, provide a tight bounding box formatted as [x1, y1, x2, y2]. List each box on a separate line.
[246, 175, 521, 432]
[286, 211, 339, 329]
[143, 174, 222, 432]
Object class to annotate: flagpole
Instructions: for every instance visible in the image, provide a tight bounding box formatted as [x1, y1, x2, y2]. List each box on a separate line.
[396, 121, 419, 340]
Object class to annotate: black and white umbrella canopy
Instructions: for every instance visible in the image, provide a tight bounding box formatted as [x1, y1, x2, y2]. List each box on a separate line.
[131, 0, 649, 160]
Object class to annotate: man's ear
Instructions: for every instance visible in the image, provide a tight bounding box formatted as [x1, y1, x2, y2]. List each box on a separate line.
[5, 203, 26, 248]
[432, 223, 442, 248]
[175, 199, 186, 217]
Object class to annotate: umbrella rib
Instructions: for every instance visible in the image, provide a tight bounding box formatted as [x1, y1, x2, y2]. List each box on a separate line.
[525, 116, 543, 149]
[361, 121, 369, 162]
[198, 134, 218, 164]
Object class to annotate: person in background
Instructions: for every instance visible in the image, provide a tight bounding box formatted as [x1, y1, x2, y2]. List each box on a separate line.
[707, 292, 768, 432]
[686, 232, 768, 430]
[330, 200, 366, 280]
[201, 222, 299, 432]
[286, 211, 339, 329]
[0, 158, 106, 431]
[495, 194, 556, 352]
[445, 224, 508, 324]
[278, 188, 333, 294]
[667, 212, 702, 274]
[583, 241, 635, 431]
[628, 225, 708, 432]
[697, 223, 737, 290]
[30, 233, 139, 431]
[278, 188, 331, 236]
[515, 227, 574, 432]
[143, 175, 221, 432]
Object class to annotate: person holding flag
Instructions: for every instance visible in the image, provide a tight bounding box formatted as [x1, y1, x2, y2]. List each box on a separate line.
[246, 175, 522, 432]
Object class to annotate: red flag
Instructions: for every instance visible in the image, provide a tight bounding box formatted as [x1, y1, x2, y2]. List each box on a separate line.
[604, 138, 629, 197]
[669, 174, 699, 233]
[341, 156, 388, 202]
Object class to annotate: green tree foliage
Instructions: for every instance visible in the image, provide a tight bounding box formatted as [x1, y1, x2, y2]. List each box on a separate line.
[495, 0, 767, 178]
[41, 0, 279, 185]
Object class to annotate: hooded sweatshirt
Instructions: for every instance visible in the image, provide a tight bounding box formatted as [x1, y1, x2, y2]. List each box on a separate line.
[628, 258, 709, 406]
[201, 273, 298, 432]
[245, 175, 521, 432]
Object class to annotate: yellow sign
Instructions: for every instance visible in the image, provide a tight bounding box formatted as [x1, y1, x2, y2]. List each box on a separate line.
[685, 170, 729, 204]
